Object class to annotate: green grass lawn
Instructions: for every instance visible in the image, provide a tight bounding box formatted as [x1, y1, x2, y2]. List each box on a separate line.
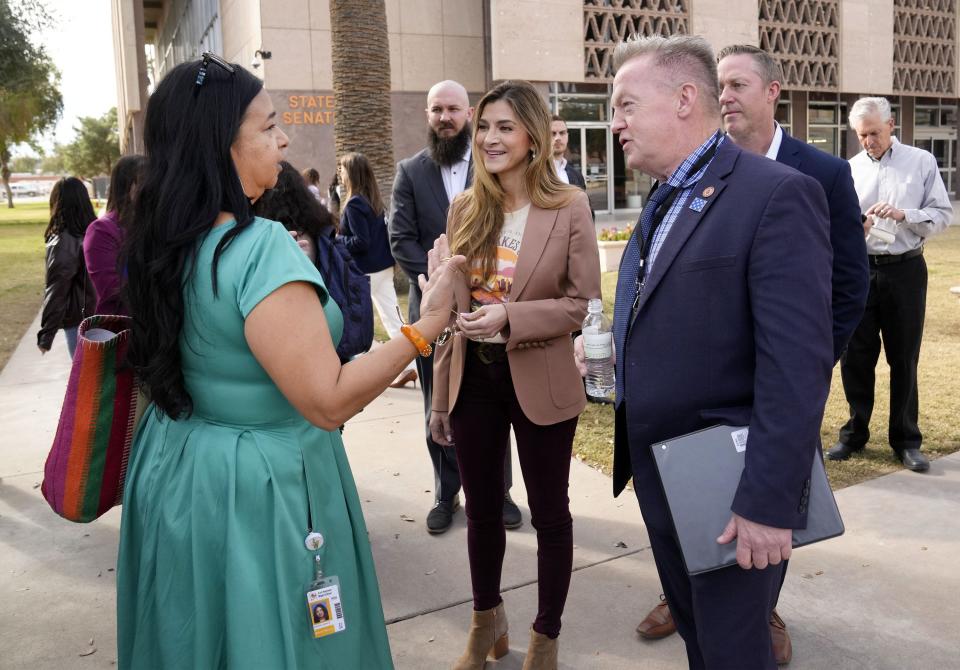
[574, 225, 960, 489]
[0, 202, 49, 370]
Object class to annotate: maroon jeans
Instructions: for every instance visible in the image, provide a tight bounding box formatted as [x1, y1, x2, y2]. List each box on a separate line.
[449, 345, 579, 639]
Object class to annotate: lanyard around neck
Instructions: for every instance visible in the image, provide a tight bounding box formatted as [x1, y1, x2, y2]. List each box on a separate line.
[637, 140, 719, 267]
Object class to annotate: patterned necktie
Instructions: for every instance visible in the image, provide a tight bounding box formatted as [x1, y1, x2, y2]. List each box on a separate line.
[612, 181, 676, 404]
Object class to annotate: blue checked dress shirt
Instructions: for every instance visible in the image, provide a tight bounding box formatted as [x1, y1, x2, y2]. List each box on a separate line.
[612, 130, 725, 405]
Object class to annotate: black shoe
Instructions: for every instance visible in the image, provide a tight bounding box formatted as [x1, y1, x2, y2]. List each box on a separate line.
[426, 497, 460, 534]
[827, 442, 862, 461]
[898, 448, 930, 472]
[503, 493, 523, 530]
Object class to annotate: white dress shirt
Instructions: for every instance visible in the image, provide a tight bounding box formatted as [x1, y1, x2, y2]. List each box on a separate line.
[440, 147, 472, 203]
[553, 157, 570, 184]
[849, 137, 953, 255]
[764, 123, 784, 160]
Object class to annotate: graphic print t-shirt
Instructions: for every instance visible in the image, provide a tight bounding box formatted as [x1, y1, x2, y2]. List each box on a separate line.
[468, 204, 530, 344]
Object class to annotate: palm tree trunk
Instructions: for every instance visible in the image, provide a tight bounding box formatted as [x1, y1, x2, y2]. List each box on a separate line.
[329, 0, 394, 201]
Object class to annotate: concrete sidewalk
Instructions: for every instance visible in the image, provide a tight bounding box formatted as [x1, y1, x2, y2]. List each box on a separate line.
[1, 313, 957, 669]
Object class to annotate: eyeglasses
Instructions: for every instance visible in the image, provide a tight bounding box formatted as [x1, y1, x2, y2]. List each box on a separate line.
[195, 51, 235, 89]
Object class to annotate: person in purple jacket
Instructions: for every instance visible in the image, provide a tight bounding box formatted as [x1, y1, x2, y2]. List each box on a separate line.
[82, 155, 145, 315]
[338, 151, 417, 387]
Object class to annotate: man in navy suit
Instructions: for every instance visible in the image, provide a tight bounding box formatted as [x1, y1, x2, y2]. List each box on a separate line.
[600, 35, 834, 669]
[633, 44, 869, 662]
[549, 116, 587, 189]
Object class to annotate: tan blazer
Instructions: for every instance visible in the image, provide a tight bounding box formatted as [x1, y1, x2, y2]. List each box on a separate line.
[432, 190, 601, 426]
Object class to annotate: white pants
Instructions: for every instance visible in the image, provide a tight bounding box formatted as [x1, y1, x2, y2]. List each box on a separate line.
[369, 266, 415, 372]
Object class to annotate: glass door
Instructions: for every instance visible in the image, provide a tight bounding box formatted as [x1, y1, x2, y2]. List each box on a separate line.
[915, 129, 957, 195]
[567, 125, 610, 212]
[613, 133, 650, 211]
[583, 127, 609, 212]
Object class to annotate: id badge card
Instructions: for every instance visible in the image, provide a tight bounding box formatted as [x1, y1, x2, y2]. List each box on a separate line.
[306, 575, 346, 638]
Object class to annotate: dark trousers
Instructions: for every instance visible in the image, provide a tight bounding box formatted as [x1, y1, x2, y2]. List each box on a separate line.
[450, 349, 578, 639]
[839, 255, 927, 452]
[408, 285, 511, 502]
[646, 523, 783, 670]
[623, 407, 782, 669]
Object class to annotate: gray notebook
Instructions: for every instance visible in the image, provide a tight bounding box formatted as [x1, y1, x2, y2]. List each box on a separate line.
[650, 424, 844, 575]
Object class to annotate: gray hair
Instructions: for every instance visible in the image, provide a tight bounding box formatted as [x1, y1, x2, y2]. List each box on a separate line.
[612, 35, 720, 112]
[716, 44, 784, 86]
[849, 97, 892, 127]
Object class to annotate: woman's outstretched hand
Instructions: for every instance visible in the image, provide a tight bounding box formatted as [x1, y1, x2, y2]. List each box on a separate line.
[417, 234, 465, 340]
[426, 233, 452, 279]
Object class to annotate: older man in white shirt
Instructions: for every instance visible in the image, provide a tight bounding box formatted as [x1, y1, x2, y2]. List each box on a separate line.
[829, 96, 953, 472]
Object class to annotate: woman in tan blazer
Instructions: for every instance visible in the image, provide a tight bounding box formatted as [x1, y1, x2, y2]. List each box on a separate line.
[430, 80, 600, 670]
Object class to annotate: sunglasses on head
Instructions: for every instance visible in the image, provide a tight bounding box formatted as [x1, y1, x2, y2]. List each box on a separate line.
[195, 52, 235, 89]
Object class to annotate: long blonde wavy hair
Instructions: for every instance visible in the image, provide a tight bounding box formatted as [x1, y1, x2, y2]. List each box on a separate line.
[450, 80, 580, 281]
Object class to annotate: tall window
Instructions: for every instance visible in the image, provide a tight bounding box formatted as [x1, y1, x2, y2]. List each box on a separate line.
[808, 101, 844, 157]
[549, 82, 610, 122]
[155, 0, 222, 81]
[776, 100, 792, 136]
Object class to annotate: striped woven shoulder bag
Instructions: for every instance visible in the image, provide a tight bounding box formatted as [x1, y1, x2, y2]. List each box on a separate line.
[41, 315, 146, 522]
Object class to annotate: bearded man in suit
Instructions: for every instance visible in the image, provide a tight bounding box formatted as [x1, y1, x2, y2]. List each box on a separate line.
[389, 80, 521, 535]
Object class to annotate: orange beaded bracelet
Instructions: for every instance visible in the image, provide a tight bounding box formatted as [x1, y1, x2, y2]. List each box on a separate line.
[401, 323, 433, 357]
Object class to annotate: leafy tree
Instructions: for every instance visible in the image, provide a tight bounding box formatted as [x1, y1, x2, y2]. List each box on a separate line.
[329, 0, 394, 198]
[10, 153, 41, 173]
[62, 108, 120, 179]
[40, 143, 67, 175]
[0, 0, 63, 207]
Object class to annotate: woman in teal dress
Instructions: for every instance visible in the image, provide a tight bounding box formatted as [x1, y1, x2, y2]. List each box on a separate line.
[117, 55, 463, 669]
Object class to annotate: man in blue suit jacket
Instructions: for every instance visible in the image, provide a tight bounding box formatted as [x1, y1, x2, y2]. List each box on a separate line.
[718, 45, 868, 362]
[633, 45, 870, 662]
[605, 36, 835, 669]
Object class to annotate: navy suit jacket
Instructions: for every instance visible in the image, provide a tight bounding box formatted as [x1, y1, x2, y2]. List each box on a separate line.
[338, 195, 395, 274]
[564, 163, 586, 190]
[612, 139, 834, 534]
[776, 132, 868, 361]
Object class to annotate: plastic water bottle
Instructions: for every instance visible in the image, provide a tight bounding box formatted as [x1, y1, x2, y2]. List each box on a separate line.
[582, 298, 615, 401]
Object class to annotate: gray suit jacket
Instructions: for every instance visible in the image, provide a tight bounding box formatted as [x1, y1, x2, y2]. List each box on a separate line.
[388, 149, 472, 296]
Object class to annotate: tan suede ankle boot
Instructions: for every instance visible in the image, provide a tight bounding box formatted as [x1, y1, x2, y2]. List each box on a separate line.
[452, 602, 509, 670]
[521, 628, 558, 670]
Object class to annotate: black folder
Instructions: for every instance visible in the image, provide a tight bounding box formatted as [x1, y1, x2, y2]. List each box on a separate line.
[650, 424, 844, 575]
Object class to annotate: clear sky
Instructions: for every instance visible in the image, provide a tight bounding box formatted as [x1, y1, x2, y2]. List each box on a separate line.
[14, 0, 117, 155]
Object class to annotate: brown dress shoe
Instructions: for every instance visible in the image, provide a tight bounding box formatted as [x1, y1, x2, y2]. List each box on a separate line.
[635, 595, 677, 639]
[770, 609, 792, 665]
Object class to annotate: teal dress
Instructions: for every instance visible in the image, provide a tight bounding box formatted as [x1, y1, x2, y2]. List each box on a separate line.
[117, 218, 393, 669]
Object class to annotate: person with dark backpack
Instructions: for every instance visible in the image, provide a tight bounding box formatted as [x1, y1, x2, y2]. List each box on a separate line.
[255, 161, 373, 362]
[339, 152, 417, 388]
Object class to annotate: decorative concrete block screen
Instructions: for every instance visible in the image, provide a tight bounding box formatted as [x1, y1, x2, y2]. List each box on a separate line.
[584, 0, 690, 81]
[759, 0, 840, 92]
[893, 0, 956, 96]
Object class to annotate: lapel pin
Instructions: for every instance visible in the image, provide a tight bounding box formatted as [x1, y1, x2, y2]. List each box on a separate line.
[702, 186, 715, 197]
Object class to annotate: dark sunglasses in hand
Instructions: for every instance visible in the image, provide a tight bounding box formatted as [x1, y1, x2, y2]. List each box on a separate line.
[195, 52, 236, 89]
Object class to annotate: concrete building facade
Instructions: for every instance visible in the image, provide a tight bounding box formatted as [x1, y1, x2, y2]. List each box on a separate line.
[112, 0, 960, 216]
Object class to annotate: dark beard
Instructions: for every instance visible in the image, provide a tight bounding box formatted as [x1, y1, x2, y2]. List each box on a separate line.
[428, 122, 472, 166]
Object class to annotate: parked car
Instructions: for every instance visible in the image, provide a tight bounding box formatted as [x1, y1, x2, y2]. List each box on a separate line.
[10, 183, 39, 197]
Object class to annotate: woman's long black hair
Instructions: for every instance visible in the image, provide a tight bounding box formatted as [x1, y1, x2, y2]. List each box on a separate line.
[122, 58, 263, 419]
[106, 154, 146, 228]
[43, 177, 96, 241]
[254, 161, 337, 238]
